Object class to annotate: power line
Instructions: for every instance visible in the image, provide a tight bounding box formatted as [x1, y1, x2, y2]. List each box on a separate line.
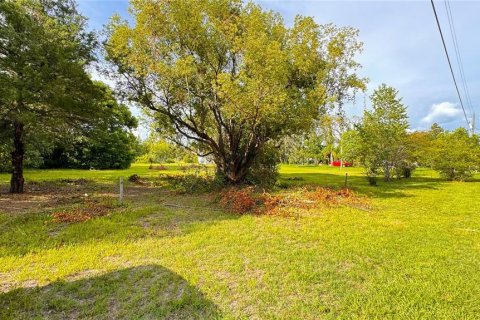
[444, 0, 474, 116]
[430, 0, 472, 132]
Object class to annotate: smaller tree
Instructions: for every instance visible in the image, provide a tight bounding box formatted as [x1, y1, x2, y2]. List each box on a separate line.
[354, 84, 409, 184]
[430, 128, 479, 181]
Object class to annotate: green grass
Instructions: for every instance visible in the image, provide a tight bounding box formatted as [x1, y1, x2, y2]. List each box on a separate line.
[0, 163, 192, 184]
[1, 164, 480, 319]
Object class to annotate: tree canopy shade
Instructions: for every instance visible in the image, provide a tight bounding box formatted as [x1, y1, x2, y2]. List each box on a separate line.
[0, 0, 99, 192]
[105, 0, 365, 184]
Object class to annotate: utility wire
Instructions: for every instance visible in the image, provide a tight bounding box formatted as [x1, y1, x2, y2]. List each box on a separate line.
[430, 0, 472, 132]
[444, 0, 474, 116]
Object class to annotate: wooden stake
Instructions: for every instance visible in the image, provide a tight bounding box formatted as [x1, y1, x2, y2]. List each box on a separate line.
[119, 177, 124, 203]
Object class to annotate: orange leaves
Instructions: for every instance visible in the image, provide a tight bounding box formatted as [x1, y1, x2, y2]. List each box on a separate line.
[219, 187, 257, 214]
[51, 200, 113, 223]
[219, 186, 370, 216]
[262, 187, 370, 216]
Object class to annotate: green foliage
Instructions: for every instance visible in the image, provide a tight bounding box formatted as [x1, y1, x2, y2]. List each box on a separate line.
[406, 131, 432, 167]
[280, 134, 325, 165]
[137, 132, 197, 164]
[430, 128, 480, 181]
[105, 0, 365, 184]
[164, 174, 221, 194]
[0, 0, 99, 190]
[42, 83, 139, 170]
[350, 84, 409, 182]
[340, 129, 361, 163]
[0, 0, 98, 125]
[245, 143, 279, 189]
[280, 116, 347, 165]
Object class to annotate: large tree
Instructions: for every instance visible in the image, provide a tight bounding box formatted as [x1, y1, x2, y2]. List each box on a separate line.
[105, 0, 365, 184]
[0, 0, 98, 192]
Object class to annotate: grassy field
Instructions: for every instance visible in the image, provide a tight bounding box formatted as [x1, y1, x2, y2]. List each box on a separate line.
[1, 164, 480, 319]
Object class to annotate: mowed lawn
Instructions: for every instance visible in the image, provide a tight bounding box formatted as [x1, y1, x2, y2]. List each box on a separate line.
[1, 164, 480, 319]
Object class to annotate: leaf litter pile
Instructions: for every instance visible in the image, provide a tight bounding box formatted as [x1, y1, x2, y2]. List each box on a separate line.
[51, 199, 114, 223]
[220, 186, 371, 216]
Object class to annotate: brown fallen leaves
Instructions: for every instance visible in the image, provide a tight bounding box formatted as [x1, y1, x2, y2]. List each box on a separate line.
[220, 186, 371, 216]
[52, 200, 114, 223]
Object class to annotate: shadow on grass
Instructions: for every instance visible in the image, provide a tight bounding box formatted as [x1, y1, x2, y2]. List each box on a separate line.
[278, 171, 447, 199]
[0, 265, 221, 319]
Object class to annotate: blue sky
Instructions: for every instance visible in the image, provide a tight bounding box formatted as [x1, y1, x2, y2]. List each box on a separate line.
[77, 0, 480, 135]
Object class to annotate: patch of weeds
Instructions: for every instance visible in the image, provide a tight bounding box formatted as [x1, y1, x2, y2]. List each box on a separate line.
[128, 174, 141, 183]
[275, 181, 290, 189]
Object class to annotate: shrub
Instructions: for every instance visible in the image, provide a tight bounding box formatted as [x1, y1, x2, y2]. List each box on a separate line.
[394, 161, 416, 179]
[430, 128, 480, 181]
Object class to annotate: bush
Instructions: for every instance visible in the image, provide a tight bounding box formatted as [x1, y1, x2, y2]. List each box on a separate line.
[430, 128, 480, 181]
[367, 176, 377, 186]
[394, 161, 416, 179]
[128, 174, 139, 182]
[402, 167, 413, 178]
[439, 168, 473, 181]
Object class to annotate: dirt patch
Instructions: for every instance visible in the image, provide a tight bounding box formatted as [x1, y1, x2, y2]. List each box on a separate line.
[0, 192, 85, 215]
[0, 179, 176, 215]
[0, 180, 99, 214]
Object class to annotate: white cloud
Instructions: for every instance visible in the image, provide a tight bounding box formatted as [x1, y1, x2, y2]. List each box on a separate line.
[421, 102, 462, 124]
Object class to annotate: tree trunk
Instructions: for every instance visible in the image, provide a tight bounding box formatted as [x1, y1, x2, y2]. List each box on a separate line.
[383, 164, 391, 182]
[215, 147, 259, 185]
[220, 160, 249, 185]
[10, 122, 25, 193]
